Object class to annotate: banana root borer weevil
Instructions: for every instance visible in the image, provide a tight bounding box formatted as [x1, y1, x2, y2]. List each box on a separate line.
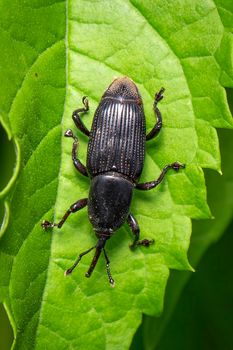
[42, 77, 185, 287]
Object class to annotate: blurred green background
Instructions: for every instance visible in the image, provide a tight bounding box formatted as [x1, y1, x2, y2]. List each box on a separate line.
[0, 124, 14, 350]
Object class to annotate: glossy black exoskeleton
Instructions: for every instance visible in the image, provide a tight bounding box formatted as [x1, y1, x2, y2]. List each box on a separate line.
[42, 77, 185, 286]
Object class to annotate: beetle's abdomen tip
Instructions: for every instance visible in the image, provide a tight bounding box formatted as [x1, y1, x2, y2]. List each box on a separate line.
[104, 76, 141, 101]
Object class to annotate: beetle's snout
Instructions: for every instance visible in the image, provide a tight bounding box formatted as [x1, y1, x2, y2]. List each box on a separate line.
[95, 229, 113, 240]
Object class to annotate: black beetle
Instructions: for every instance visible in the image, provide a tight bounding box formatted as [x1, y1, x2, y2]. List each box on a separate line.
[42, 77, 185, 286]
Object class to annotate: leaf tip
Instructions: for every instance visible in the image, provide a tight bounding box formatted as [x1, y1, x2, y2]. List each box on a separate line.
[189, 264, 195, 273]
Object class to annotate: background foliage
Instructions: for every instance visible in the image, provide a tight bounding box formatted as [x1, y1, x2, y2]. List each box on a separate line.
[0, 1, 233, 349]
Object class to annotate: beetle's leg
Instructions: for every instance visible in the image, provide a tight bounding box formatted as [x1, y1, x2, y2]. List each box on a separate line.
[65, 245, 96, 276]
[64, 129, 88, 177]
[41, 198, 88, 230]
[72, 96, 90, 137]
[127, 213, 154, 249]
[146, 87, 164, 141]
[103, 248, 115, 287]
[136, 162, 185, 190]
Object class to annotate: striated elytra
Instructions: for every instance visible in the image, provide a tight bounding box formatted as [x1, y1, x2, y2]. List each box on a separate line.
[42, 77, 185, 286]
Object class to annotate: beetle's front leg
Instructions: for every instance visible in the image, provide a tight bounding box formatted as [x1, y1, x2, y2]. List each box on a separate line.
[41, 198, 88, 230]
[136, 162, 185, 190]
[146, 87, 164, 141]
[64, 129, 88, 177]
[65, 245, 96, 276]
[72, 96, 90, 137]
[127, 213, 154, 249]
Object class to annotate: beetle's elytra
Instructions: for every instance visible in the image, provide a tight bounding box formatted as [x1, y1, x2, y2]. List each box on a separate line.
[42, 77, 185, 286]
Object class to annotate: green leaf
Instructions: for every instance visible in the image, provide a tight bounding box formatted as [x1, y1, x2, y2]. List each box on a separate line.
[0, 1, 232, 349]
[141, 126, 233, 350]
[0, 303, 13, 350]
[146, 217, 233, 350]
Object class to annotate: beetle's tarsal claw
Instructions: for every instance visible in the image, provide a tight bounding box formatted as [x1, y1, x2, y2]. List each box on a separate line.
[110, 278, 115, 287]
[64, 129, 74, 138]
[82, 96, 87, 104]
[82, 96, 89, 109]
[139, 239, 154, 247]
[130, 238, 154, 249]
[41, 220, 55, 230]
[155, 87, 165, 102]
[143, 239, 154, 247]
[172, 162, 185, 172]
[64, 268, 73, 276]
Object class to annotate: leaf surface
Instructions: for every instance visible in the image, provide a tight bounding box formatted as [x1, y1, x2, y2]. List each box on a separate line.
[141, 126, 233, 350]
[0, 1, 232, 349]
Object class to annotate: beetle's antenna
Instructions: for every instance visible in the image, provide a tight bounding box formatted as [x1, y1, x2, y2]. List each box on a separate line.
[103, 248, 115, 287]
[85, 237, 107, 279]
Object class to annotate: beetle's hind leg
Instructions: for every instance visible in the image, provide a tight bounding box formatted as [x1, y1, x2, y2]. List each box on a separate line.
[146, 87, 165, 141]
[72, 96, 90, 137]
[41, 198, 88, 230]
[127, 213, 154, 249]
[64, 129, 89, 177]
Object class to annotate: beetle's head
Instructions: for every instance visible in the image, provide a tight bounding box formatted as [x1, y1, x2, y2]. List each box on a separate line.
[103, 76, 142, 103]
[86, 234, 115, 287]
[95, 228, 114, 240]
